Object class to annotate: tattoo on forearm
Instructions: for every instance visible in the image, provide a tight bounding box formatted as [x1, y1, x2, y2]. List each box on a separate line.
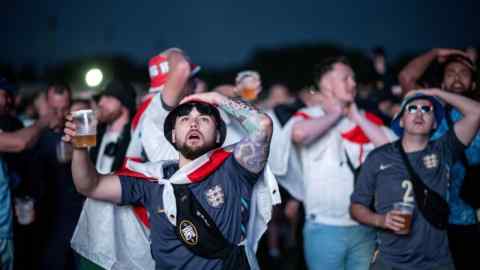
[219, 97, 271, 173]
[219, 98, 263, 134]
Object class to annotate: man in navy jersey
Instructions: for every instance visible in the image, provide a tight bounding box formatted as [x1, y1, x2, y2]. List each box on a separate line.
[351, 90, 480, 270]
[64, 92, 273, 270]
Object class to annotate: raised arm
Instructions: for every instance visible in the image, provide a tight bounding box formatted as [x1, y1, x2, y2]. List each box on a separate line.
[0, 121, 46, 152]
[347, 103, 392, 146]
[0, 110, 59, 153]
[63, 115, 122, 203]
[398, 49, 468, 94]
[291, 91, 343, 145]
[423, 89, 480, 145]
[181, 92, 273, 174]
[161, 49, 193, 108]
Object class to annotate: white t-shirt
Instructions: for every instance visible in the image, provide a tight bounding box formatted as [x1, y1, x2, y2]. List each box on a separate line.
[297, 106, 396, 226]
[96, 130, 121, 174]
[126, 92, 178, 162]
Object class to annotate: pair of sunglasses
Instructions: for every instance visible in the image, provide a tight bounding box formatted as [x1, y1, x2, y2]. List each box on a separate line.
[406, 104, 433, 114]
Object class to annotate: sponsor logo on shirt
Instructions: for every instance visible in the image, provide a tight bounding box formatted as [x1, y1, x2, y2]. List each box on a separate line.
[379, 164, 393, 171]
[179, 220, 198, 246]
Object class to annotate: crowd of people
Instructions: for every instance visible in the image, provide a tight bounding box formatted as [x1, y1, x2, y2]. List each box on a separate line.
[0, 46, 479, 270]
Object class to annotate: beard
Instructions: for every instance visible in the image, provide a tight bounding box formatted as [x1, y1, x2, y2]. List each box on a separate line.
[177, 142, 216, 160]
[98, 108, 121, 124]
[446, 81, 470, 94]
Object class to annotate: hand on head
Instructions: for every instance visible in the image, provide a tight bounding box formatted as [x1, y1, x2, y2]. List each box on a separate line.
[406, 88, 440, 98]
[180, 92, 224, 106]
[435, 48, 469, 63]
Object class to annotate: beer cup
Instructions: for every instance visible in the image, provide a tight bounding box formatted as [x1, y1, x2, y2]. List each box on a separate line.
[393, 202, 414, 235]
[71, 109, 97, 148]
[240, 86, 258, 101]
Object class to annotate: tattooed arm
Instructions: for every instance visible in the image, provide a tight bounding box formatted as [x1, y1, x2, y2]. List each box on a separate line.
[181, 92, 273, 173]
[219, 96, 273, 173]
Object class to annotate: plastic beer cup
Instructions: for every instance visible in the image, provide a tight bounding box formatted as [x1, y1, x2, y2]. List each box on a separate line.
[71, 109, 97, 148]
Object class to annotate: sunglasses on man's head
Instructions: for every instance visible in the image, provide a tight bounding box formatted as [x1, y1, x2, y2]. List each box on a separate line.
[406, 104, 433, 114]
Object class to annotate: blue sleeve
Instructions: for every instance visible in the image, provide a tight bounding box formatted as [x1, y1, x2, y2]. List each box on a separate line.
[351, 153, 378, 208]
[223, 155, 261, 187]
[119, 176, 154, 206]
[465, 132, 480, 165]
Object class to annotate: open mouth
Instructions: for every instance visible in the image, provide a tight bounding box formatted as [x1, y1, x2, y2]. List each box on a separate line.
[186, 131, 202, 142]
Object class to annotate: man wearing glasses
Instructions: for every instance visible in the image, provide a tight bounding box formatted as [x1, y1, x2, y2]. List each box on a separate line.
[351, 90, 480, 270]
[400, 49, 480, 269]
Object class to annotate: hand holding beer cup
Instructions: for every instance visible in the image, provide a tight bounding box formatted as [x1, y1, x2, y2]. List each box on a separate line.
[383, 202, 414, 235]
[63, 110, 97, 148]
[235, 70, 262, 101]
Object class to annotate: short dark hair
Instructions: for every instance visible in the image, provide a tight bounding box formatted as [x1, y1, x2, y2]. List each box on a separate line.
[46, 81, 71, 96]
[313, 56, 351, 86]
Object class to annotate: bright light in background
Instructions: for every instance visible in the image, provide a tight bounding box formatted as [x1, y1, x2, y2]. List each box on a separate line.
[85, 68, 103, 87]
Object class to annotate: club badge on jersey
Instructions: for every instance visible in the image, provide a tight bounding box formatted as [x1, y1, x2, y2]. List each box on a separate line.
[205, 185, 225, 208]
[423, 154, 439, 169]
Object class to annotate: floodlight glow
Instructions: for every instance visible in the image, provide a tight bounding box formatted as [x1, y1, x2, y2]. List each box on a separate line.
[85, 68, 103, 87]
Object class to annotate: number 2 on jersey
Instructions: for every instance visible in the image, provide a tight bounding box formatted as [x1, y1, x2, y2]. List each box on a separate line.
[402, 180, 414, 203]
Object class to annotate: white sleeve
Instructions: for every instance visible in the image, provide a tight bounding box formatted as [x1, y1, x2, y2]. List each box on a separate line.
[381, 126, 399, 142]
[140, 94, 179, 161]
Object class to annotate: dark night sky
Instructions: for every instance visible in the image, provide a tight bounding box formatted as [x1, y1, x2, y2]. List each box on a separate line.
[1, 1, 479, 71]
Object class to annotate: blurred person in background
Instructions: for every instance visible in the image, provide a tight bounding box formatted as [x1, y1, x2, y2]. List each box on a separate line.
[285, 56, 395, 270]
[22, 82, 84, 270]
[90, 79, 136, 174]
[0, 77, 58, 270]
[356, 47, 401, 125]
[398, 48, 471, 95]
[260, 83, 294, 110]
[74, 80, 136, 270]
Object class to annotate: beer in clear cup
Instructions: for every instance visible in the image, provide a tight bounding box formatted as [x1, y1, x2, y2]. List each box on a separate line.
[71, 109, 97, 148]
[393, 202, 414, 235]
